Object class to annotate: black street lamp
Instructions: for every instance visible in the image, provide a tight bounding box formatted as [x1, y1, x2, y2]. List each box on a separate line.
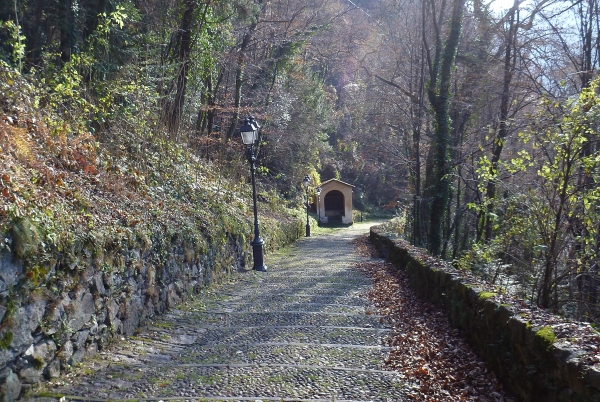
[316, 187, 322, 226]
[240, 116, 267, 272]
[303, 175, 311, 237]
[360, 190, 364, 222]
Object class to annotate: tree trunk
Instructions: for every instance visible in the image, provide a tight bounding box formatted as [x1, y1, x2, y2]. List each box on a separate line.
[412, 42, 426, 247]
[226, 1, 264, 140]
[426, 0, 466, 255]
[24, 0, 47, 64]
[166, 0, 198, 136]
[484, 0, 518, 242]
[539, 152, 573, 308]
[83, 0, 107, 40]
[59, 0, 74, 63]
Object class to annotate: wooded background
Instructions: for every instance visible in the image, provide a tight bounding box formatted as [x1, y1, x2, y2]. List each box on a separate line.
[1, 0, 599, 324]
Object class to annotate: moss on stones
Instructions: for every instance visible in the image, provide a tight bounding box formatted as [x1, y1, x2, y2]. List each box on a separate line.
[32, 357, 44, 370]
[10, 217, 42, 260]
[478, 292, 496, 301]
[0, 332, 13, 350]
[536, 326, 556, 349]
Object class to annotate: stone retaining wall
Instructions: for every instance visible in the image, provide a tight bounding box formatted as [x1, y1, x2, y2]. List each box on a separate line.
[370, 226, 600, 402]
[0, 217, 303, 401]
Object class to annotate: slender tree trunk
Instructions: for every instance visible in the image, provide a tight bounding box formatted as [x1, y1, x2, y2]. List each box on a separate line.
[83, 0, 107, 40]
[580, 0, 594, 89]
[484, 0, 518, 242]
[226, 1, 263, 140]
[413, 43, 426, 247]
[441, 187, 454, 258]
[452, 166, 462, 259]
[426, 0, 466, 255]
[24, 0, 46, 64]
[59, 0, 74, 63]
[539, 153, 573, 308]
[167, 0, 199, 136]
[196, 76, 211, 135]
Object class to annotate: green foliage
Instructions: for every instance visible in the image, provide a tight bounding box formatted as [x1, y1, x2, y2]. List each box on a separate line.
[261, 50, 337, 193]
[1, 299, 17, 327]
[465, 76, 600, 313]
[455, 242, 499, 272]
[379, 212, 408, 238]
[0, 56, 303, 312]
[0, 21, 25, 68]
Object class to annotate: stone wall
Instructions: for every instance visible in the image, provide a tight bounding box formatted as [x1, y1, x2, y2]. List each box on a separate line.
[370, 226, 600, 402]
[0, 217, 303, 401]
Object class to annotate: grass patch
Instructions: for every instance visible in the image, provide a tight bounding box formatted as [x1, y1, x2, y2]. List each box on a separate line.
[33, 391, 66, 399]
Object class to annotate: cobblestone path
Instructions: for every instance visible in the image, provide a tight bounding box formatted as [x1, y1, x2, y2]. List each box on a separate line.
[32, 223, 406, 401]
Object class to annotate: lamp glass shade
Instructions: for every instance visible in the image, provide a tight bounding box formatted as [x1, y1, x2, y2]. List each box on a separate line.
[240, 129, 256, 145]
[303, 175, 310, 187]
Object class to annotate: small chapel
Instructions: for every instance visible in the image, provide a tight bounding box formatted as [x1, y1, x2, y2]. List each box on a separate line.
[316, 179, 354, 225]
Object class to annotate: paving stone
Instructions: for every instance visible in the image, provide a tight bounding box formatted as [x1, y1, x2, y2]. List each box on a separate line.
[30, 222, 409, 401]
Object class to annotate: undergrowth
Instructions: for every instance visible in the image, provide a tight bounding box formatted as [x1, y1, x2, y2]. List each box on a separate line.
[0, 60, 303, 301]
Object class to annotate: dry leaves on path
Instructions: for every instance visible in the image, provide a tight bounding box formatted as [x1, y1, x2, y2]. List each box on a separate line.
[352, 236, 515, 402]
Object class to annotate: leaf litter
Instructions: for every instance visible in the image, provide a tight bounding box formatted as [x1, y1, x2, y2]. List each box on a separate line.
[352, 235, 515, 401]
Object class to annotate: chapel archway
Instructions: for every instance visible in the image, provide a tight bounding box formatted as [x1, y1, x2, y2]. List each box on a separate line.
[324, 190, 345, 222]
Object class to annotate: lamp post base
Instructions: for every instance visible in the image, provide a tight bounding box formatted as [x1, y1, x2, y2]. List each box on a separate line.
[251, 237, 267, 272]
[305, 224, 311, 237]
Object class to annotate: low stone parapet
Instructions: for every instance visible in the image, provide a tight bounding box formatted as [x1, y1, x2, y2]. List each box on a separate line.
[370, 226, 600, 402]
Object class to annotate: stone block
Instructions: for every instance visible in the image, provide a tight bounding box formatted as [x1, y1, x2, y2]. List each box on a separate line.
[120, 296, 143, 336]
[71, 329, 90, 350]
[56, 340, 73, 370]
[106, 300, 119, 326]
[11, 299, 46, 352]
[43, 359, 60, 379]
[0, 368, 21, 402]
[0, 254, 22, 294]
[31, 339, 56, 365]
[67, 290, 94, 333]
[91, 272, 106, 296]
[17, 363, 43, 384]
[68, 348, 86, 366]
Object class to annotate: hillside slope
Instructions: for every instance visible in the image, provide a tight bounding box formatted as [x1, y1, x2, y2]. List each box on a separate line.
[0, 63, 303, 400]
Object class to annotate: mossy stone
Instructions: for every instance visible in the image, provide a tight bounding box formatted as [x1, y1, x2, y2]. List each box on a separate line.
[536, 326, 556, 349]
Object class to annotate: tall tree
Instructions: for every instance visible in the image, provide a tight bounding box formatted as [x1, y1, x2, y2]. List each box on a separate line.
[483, 0, 520, 242]
[425, 0, 466, 255]
[226, 0, 264, 140]
[172, 0, 196, 134]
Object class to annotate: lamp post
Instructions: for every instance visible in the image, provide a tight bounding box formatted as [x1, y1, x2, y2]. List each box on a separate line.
[316, 187, 322, 226]
[303, 175, 311, 237]
[360, 190, 364, 222]
[413, 194, 421, 246]
[240, 116, 267, 272]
